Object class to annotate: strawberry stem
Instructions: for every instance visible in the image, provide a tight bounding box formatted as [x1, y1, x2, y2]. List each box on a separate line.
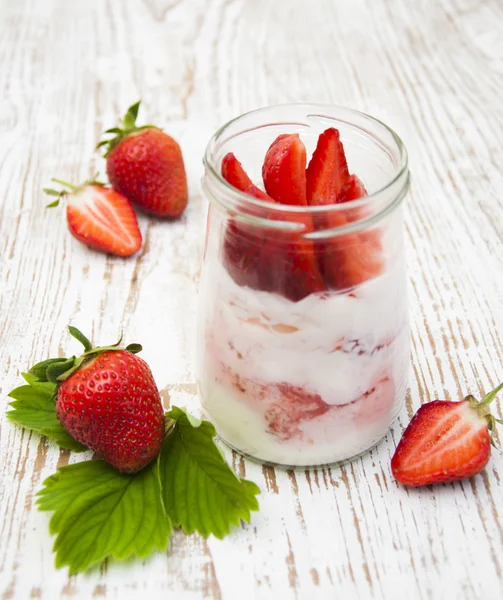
[97, 100, 155, 157]
[51, 178, 78, 191]
[480, 382, 503, 407]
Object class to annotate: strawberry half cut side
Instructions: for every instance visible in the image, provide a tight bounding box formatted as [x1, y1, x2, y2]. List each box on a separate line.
[391, 383, 503, 486]
[45, 179, 142, 257]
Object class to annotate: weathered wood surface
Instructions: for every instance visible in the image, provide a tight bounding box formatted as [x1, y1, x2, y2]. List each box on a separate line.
[1, 0, 503, 598]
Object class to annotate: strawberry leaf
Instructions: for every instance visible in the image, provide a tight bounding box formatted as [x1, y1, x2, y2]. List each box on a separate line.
[46, 357, 77, 383]
[37, 458, 171, 574]
[160, 407, 260, 538]
[123, 101, 141, 129]
[68, 326, 93, 352]
[7, 378, 86, 452]
[125, 343, 142, 354]
[29, 358, 68, 382]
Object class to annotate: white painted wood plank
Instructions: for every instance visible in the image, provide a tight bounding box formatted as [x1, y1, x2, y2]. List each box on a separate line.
[1, 0, 502, 598]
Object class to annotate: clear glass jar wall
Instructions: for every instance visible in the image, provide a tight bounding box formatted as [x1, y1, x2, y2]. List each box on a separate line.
[198, 104, 410, 467]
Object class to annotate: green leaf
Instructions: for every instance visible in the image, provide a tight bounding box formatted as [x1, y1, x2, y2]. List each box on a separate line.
[21, 371, 38, 384]
[125, 343, 142, 354]
[7, 382, 86, 452]
[46, 357, 76, 383]
[46, 199, 60, 208]
[159, 407, 260, 539]
[123, 101, 141, 129]
[43, 188, 62, 196]
[29, 358, 68, 382]
[37, 459, 171, 574]
[68, 326, 93, 352]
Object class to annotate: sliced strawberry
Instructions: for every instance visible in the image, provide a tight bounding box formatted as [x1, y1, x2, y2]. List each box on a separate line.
[306, 128, 383, 291]
[306, 127, 349, 206]
[261, 225, 327, 301]
[330, 174, 383, 289]
[66, 186, 142, 256]
[222, 152, 325, 301]
[221, 153, 274, 290]
[338, 174, 367, 203]
[221, 152, 271, 201]
[222, 220, 265, 290]
[260, 135, 326, 299]
[391, 400, 494, 487]
[262, 134, 307, 205]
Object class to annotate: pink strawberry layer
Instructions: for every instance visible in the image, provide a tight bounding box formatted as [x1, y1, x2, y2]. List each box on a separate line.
[215, 364, 395, 442]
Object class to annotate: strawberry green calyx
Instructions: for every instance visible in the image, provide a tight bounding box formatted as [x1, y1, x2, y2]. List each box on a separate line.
[97, 101, 156, 157]
[466, 382, 503, 435]
[43, 176, 106, 207]
[29, 326, 142, 386]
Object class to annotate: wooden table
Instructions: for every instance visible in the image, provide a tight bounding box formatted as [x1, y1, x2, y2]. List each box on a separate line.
[1, 0, 502, 598]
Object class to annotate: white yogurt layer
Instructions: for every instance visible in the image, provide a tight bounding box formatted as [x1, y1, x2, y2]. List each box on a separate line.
[197, 255, 409, 466]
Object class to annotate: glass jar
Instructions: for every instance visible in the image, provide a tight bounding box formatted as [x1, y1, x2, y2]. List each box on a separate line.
[198, 104, 410, 467]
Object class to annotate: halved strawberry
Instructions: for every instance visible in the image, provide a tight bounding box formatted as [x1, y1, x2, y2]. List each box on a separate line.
[222, 151, 325, 301]
[262, 134, 307, 205]
[45, 180, 142, 257]
[391, 384, 503, 486]
[307, 129, 382, 291]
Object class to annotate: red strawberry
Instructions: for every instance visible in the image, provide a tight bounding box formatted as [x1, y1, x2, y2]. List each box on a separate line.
[222, 151, 325, 301]
[98, 101, 188, 219]
[261, 135, 325, 299]
[221, 152, 271, 201]
[221, 153, 275, 290]
[260, 226, 327, 301]
[338, 174, 367, 202]
[34, 327, 165, 473]
[306, 128, 382, 290]
[45, 179, 142, 257]
[306, 127, 349, 206]
[262, 134, 307, 205]
[391, 383, 503, 486]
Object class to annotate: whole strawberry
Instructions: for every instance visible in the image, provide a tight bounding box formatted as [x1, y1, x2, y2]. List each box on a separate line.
[391, 383, 503, 486]
[31, 327, 165, 473]
[98, 101, 188, 218]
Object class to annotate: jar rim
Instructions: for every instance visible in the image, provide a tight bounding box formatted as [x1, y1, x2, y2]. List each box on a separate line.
[203, 102, 409, 222]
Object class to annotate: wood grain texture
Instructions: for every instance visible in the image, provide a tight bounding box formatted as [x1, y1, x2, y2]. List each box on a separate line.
[1, 0, 502, 598]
